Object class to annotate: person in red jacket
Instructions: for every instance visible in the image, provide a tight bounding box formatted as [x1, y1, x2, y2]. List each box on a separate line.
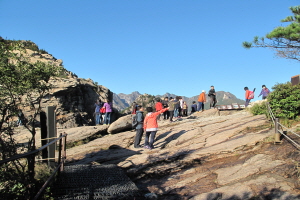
[155, 99, 163, 120]
[143, 106, 169, 150]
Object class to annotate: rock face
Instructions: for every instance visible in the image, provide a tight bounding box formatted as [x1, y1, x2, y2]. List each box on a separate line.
[42, 77, 115, 129]
[16, 44, 116, 129]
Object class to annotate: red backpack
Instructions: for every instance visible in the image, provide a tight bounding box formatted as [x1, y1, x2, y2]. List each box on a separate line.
[248, 91, 254, 99]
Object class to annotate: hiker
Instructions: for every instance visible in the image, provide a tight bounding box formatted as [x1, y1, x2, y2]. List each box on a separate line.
[208, 85, 217, 108]
[155, 98, 163, 120]
[17, 110, 23, 126]
[94, 100, 102, 125]
[182, 101, 188, 116]
[191, 101, 197, 114]
[168, 97, 178, 122]
[244, 87, 251, 107]
[258, 85, 271, 100]
[197, 90, 206, 112]
[174, 96, 180, 118]
[162, 97, 169, 120]
[103, 100, 113, 125]
[131, 102, 137, 114]
[143, 106, 169, 150]
[134, 105, 144, 148]
[179, 97, 184, 117]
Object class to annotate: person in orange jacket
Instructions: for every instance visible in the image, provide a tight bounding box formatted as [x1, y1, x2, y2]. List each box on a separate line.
[143, 107, 169, 150]
[197, 90, 206, 112]
[244, 87, 251, 107]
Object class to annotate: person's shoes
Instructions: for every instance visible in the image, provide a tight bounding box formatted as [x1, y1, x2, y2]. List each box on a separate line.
[134, 145, 142, 148]
[149, 146, 154, 150]
[144, 145, 150, 149]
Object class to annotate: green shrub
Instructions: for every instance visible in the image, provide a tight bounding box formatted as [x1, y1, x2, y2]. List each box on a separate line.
[268, 82, 300, 119]
[250, 101, 268, 116]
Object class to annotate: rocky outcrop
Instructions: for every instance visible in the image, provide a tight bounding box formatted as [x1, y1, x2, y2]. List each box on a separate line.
[15, 44, 117, 129]
[107, 114, 133, 134]
[43, 77, 114, 129]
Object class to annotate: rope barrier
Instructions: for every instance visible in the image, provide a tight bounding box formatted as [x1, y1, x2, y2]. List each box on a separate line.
[277, 122, 300, 138]
[267, 102, 300, 150]
[278, 130, 300, 149]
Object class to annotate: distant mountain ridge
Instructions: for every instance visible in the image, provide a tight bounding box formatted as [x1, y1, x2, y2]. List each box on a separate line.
[113, 91, 245, 111]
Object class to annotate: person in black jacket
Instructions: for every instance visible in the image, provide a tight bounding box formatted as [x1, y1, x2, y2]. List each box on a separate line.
[162, 97, 169, 120]
[134, 105, 144, 148]
[208, 86, 217, 109]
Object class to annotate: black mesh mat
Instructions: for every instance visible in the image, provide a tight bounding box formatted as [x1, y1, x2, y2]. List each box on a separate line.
[53, 164, 142, 200]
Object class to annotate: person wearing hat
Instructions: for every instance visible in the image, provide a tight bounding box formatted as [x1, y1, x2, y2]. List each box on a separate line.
[208, 86, 217, 109]
[258, 85, 271, 100]
[197, 90, 206, 112]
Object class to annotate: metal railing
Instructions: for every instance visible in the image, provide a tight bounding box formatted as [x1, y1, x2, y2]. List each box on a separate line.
[267, 103, 300, 149]
[0, 132, 67, 200]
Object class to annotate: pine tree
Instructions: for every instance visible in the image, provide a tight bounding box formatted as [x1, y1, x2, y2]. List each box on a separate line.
[243, 5, 300, 62]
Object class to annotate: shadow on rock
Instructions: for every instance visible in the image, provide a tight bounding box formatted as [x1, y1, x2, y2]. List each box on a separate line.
[68, 144, 143, 166]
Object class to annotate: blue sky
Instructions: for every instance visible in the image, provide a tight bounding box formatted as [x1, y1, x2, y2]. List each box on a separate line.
[0, 1, 299, 101]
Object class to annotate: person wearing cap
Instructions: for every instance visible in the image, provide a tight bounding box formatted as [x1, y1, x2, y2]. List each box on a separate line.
[208, 86, 217, 109]
[197, 90, 206, 112]
[258, 85, 270, 100]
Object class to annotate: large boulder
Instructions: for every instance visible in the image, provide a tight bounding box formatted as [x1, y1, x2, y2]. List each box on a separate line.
[108, 114, 133, 134]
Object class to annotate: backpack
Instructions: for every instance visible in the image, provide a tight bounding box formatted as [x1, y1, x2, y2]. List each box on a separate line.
[132, 114, 138, 129]
[248, 91, 254, 99]
[100, 107, 106, 114]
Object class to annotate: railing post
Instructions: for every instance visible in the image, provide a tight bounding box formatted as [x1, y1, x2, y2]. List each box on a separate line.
[60, 134, 67, 172]
[274, 118, 281, 143]
[57, 133, 62, 176]
[46, 106, 56, 168]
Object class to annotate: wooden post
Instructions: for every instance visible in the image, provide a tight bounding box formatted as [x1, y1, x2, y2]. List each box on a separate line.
[40, 111, 48, 163]
[274, 118, 281, 143]
[57, 133, 62, 176]
[47, 106, 56, 168]
[60, 134, 67, 172]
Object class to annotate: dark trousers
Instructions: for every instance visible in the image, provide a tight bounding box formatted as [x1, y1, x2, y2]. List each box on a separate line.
[245, 99, 251, 107]
[134, 128, 144, 147]
[210, 96, 217, 108]
[144, 131, 157, 148]
[178, 107, 182, 117]
[183, 109, 187, 116]
[104, 112, 111, 124]
[163, 110, 169, 120]
[169, 110, 174, 121]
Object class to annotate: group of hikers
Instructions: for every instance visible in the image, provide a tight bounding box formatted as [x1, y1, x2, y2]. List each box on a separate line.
[94, 99, 113, 125]
[94, 85, 271, 150]
[131, 84, 271, 150]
